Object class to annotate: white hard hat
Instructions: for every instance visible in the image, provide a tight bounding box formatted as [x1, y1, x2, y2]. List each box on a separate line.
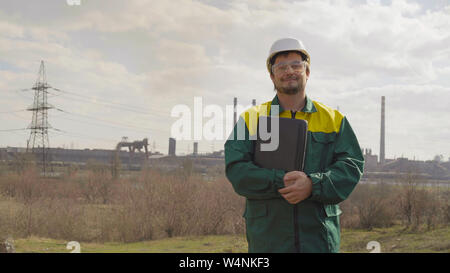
[266, 38, 311, 73]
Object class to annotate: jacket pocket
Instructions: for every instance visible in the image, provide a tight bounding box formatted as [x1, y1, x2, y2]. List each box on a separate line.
[306, 132, 337, 172]
[311, 132, 336, 144]
[243, 202, 269, 252]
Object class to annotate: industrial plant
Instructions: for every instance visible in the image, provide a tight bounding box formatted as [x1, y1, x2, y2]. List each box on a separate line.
[1, 62, 449, 182]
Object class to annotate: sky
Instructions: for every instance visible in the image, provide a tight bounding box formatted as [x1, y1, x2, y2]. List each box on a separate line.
[0, 0, 449, 161]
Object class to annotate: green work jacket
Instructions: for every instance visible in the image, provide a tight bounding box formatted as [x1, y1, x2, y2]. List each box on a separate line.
[224, 94, 364, 253]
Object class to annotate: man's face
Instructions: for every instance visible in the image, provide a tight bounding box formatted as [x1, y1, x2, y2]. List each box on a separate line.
[270, 52, 309, 95]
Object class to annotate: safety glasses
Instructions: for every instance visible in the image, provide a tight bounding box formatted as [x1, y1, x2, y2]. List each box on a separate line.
[272, 60, 306, 74]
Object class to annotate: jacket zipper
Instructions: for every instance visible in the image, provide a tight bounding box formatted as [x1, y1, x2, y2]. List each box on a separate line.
[291, 110, 301, 253]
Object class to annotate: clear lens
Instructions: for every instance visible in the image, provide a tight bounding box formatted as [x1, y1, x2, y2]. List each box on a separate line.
[272, 61, 305, 74]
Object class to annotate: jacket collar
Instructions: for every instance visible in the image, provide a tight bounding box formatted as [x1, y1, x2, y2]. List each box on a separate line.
[270, 94, 317, 115]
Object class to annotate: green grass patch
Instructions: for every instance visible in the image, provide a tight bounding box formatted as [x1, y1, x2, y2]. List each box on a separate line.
[341, 225, 450, 253]
[12, 225, 450, 253]
[14, 234, 249, 253]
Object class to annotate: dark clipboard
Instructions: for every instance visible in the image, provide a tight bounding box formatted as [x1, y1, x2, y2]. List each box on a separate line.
[253, 116, 308, 172]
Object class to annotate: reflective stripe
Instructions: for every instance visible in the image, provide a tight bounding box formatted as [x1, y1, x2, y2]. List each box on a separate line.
[239, 99, 343, 136]
[239, 102, 270, 136]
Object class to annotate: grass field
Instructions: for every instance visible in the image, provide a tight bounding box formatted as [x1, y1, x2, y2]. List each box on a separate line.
[12, 225, 450, 253]
[1, 166, 448, 253]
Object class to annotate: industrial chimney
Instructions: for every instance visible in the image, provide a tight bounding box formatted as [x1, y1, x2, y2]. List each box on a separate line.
[380, 96, 385, 164]
[168, 137, 176, 157]
[193, 142, 198, 156]
[233, 97, 237, 125]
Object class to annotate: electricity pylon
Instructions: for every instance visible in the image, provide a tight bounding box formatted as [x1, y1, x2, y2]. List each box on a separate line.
[26, 60, 54, 175]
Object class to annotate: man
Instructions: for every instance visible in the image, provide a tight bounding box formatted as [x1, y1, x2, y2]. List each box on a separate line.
[224, 38, 364, 253]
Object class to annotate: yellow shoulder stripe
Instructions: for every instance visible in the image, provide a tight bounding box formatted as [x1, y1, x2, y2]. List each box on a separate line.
[307, 101, 343, 133]
[239, 101, 270, 136]
[240, 100, 343, 136]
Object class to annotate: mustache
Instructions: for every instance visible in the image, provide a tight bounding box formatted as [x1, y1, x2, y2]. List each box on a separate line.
[282, 76, 299, 81]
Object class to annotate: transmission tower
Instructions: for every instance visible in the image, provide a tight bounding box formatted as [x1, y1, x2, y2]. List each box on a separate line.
[26, 60, 54, 174]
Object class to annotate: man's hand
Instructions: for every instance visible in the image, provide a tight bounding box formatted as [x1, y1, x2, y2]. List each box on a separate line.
[278, 171, 312, 204]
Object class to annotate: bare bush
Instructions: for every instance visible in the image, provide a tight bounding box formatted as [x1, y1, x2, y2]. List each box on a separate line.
[342, 183, 396, 230]
[340, 173, 449, 232]
[79, 171, 115, 204]
[190, 177, 245, 235]
[1, 162, 447, 244]
[445, 204, 450, 224]
[9, 153, 36, 175]
[104, 177, 156, 243]
[97, 170, 245, 242]
[396, 174, 444, 230]
[154, 174, 196, 237]
[45, 198, 89, 241]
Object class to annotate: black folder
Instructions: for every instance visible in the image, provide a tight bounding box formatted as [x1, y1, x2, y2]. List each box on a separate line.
[254, 116, 308, 172]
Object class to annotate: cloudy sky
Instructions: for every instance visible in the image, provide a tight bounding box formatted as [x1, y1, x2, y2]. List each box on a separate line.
[0, 0, 449, 161]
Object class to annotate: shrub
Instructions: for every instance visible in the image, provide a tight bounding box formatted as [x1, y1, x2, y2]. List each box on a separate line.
[0, 163, 447, 244]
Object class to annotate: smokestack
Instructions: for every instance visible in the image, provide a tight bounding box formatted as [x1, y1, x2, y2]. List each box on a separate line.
[193, 142, 198, 156]
[168, 137, 176, 156]
[380, 96, 385, 164]
[233, 97, 237, 125]
[252, 99, 256, 106]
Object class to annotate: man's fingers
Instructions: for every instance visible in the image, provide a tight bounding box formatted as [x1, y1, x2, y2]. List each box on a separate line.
[281, 193, 299, 204]
[283, 179, 296, 187]
[278, 185, 294, 194]
[283, 172, 307, 186]
[283, 177, 296, 184]
[282, 191, 296, 200]
[283, 174, 298, 182]
[283, 171, 303, 181]
[281, 190, 309, 205]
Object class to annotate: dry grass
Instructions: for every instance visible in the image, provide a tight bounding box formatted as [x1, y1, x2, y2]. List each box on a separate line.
[0, 163, 245, 243]
[340, 177, 450, 231]
[0, 160, 448, 246]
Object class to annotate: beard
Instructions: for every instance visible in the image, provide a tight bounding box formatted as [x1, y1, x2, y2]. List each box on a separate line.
[273, 77, 305, 95]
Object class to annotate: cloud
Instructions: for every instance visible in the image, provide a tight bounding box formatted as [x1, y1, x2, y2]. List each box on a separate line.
[0, 0, 449, 158]
[155, 39, 212, 68]
[0, 21, 24, 38]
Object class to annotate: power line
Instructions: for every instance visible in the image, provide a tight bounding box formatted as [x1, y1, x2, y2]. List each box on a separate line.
[1, 102, 168, 140]
[0, 109, 27, 114]
[0, 111, 30, 121]
[7, 87, 171, 134]
[50, 128, 119, 143]
[3, 67, 175, 152]
[10, 86, 167, 116]
[53, 108, 168, 135]
[14, 86, 168, 118]
[51, 87, 168, 119]
[0, 128, 27, 132]
[53, 110, 153, 135]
